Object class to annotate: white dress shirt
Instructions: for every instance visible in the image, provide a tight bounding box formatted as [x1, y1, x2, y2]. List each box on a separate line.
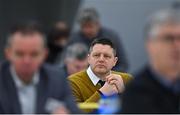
[86, 66, 102, 86]
[10, 66, 39, 114]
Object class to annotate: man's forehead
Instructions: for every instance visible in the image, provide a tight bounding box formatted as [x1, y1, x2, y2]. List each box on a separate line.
[91, 44, 113, 53]
[160, 23, 180, 30]
[150, 24, 180, 38]
[12, 32, 43, 38]
[93, 44, 112, 49]
[10, 32, 44, 45]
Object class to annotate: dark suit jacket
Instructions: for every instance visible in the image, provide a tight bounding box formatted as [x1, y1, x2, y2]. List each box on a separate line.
[121, 65, 180, 113]
[0, 61, 80, 114]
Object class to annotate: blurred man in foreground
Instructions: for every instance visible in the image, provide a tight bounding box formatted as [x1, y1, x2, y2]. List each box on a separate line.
[122, 8, 180, 113]
[0, 22, 79, 114]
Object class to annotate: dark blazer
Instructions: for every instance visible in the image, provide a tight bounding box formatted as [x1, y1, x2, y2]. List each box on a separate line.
[0, 61, 80, 114]
[121, 65, 180, 113]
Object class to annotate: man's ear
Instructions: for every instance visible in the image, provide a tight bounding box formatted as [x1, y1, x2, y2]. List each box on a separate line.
[113, 57, 118, 66]
[4, 48, 11, 60]
[87, 54, 90, 64]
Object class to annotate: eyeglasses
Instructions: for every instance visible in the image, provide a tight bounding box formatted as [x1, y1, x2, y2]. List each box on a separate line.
[156, 34, 180, 43]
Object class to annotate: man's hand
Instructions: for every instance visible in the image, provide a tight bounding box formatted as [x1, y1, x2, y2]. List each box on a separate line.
[45, 98, 70, 114]
[106, 74, 125, 93]
[99, 82, 118, 96]
[52, 106, 70, 114]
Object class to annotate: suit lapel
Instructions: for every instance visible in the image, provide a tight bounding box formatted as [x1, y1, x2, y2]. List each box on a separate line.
[36, 67, 49, 114]
[2, 62, 22, 113]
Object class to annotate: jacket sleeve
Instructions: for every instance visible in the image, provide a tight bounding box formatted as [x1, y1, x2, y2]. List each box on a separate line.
[68, 78, 102, 113]
[68, 79, 101, 103]
[60, 76, 82, 114]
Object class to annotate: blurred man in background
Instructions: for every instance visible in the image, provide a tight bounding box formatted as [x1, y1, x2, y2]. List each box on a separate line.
[46, 21, 70, 64]
[122, 8, 180, 113]
[0, 22, 79, 114]
[69, 7, 128, 72]
[58, 43, 89, 77]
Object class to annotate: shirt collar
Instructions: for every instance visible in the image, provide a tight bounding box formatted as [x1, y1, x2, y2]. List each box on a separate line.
[86, 66, 100, 86]
[10, 66, 39, 89]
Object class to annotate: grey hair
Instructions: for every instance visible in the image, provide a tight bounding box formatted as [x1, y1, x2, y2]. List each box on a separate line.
[65, 43, 88, 60]
[77, 7, 99, 24]
[144, 8, 180, 40]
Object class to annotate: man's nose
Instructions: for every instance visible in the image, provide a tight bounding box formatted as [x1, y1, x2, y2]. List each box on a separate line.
[23, 56, 32, 64]
[171, 39, 180, 57]
[99, 55, 105, 61]
[173, 38, 180, 49]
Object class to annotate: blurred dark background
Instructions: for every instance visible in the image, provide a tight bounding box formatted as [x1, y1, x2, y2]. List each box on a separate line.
[0, 0, 179, 73]
[0, 0, 81, 59]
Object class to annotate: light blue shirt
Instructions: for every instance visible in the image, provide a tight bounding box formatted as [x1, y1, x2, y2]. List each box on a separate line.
[10, 66, 39, 114]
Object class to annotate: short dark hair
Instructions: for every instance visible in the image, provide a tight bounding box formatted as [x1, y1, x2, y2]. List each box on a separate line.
[47, 26, 70, 45]
[89, 38, 117, 56]
[6, 21, 46, 47]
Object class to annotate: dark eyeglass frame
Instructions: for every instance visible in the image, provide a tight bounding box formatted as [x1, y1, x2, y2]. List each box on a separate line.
[154, 34, 180, 43]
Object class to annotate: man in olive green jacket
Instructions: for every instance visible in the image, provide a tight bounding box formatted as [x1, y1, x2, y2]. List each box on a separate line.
[68, 38, 132, 113]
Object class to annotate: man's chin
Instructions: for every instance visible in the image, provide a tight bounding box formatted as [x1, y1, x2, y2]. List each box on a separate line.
[18, 69, 35, 75]
[95, 68, 107, 74]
